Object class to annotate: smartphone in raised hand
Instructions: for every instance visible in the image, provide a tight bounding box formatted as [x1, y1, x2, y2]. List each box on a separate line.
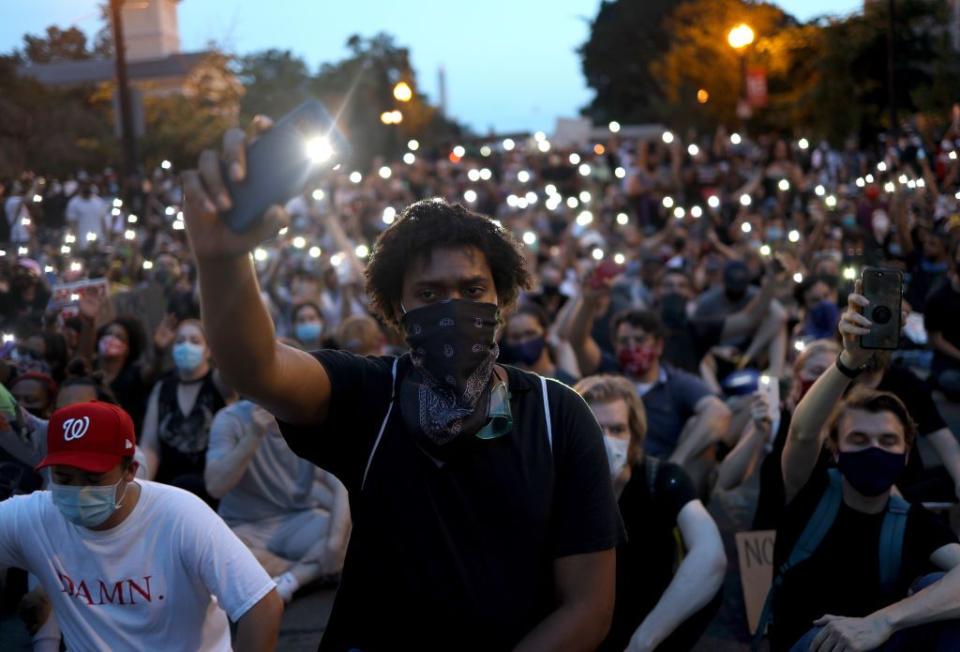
[860, 267, 903, 350]
[220, 100, 349, 233]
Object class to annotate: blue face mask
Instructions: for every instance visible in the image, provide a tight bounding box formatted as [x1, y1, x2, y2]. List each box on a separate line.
[172, 342, 206, 373]
[295, 322, 323, 343]
[50, 479, 127, 528]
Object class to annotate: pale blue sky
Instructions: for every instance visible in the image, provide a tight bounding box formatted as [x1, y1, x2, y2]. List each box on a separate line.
[2, 0, 861, 132]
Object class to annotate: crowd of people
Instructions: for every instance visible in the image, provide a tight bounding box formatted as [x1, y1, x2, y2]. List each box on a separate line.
[1, 107, 960, 651]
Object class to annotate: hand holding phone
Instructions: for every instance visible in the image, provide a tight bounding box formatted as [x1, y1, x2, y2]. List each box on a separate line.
[220, 101, 348, 234]
[859, 267, 903, 350]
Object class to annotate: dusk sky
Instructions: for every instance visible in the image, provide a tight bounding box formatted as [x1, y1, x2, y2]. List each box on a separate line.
[2, 0, 862, 132]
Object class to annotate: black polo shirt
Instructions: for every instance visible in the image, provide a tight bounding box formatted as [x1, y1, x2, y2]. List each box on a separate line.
[279, 350, 625, 651]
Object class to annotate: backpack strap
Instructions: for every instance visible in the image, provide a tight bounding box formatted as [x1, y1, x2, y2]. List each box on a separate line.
[361, 358, 399, 492]
[752, 469, 844, 649]
[645, 456, 662, 496]
[879, 495, 910, 594]
[540, 376, 553, 454]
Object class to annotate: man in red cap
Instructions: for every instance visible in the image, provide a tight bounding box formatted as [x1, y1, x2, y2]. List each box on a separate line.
[0, 401, 282, 651]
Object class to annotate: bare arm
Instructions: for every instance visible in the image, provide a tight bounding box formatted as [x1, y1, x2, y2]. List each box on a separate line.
[927, 428, 960, 499]
[183, 127, 332, 425]
[140, 383, 161, 480]
[930, 331, 960, 364]
[669, 396, 731, 466]
[235, 590, 283, 652]
[627, 501, 726, 651]
[204, 415, 265, 500]
[560, 294, 604, 377]
[715, 394, 772, 492]
[720, 275, 783, 343]
[513, 550, 616, 652]
[782, 286, 873, 503]
[810, 544, 960, 650]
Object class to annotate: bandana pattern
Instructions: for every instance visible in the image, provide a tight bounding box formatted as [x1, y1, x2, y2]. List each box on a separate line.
[400, 300, 499, 449]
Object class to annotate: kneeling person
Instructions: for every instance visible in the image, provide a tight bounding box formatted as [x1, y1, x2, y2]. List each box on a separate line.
[205, 400, 351, 602]
[576, 375, 726, 652]
[0, 401, 282, 651]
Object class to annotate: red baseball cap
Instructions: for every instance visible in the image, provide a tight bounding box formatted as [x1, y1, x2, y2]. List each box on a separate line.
[36, 401, 136, 473]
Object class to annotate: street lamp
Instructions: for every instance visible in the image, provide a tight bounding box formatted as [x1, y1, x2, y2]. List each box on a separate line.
[393, 81, 413, 103]
[727, 23, 755, 125]
[727, 23, 755, 50]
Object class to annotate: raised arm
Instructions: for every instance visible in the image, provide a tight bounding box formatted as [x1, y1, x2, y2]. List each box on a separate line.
[182, 120, 331, 425]
[559, 271, 613, 377]
[782, 283, 873, 503]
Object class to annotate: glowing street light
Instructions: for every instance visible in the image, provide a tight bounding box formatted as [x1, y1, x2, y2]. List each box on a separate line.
[393, 81, 413, 103]
[727, 23, 755, 50]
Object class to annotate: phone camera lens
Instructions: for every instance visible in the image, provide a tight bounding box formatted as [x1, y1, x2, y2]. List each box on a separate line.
[872, 305, 892, 325]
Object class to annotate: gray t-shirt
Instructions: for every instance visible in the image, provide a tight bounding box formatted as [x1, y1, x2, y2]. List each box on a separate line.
[207, 401, 328, 524]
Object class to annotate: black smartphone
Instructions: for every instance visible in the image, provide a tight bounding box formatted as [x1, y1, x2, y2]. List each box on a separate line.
[220, 100, 349, 233]
[860, 267, 903, 350]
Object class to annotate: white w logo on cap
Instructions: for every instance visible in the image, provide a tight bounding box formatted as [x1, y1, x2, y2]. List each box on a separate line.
[63, 417, 90, 442]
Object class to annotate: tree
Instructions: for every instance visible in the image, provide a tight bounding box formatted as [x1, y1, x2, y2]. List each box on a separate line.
[310, 33, 463, 165]
[237, 49, 313, 121]
[579, 0, 688, 124]
[138, 52, 245, 169]
[19, 26, 93, 64]
[806, 0, 960, 144]
[0, 56, 116, 177]
[650, 0, 815, 132]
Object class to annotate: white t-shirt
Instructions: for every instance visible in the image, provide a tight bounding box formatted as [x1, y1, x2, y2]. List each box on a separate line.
[0, 481, 274, 651]
[65, 194, 108, 244]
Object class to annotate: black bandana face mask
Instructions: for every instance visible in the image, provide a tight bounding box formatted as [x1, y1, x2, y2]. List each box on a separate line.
[400, 299, 500, 459]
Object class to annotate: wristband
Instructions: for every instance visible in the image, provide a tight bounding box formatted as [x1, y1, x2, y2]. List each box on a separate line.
[835, 352, 864, 379]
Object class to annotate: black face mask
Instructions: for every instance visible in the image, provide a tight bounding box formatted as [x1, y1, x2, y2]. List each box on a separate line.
[837, 447, 906, 497]
[660, 292, 689, 331]
[725, 287, 747, 303]
[400, 300, 500, 459]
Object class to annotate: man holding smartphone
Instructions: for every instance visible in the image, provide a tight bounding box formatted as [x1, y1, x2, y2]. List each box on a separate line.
[181, 119, 624, 651]
[766, 280, 960, 651]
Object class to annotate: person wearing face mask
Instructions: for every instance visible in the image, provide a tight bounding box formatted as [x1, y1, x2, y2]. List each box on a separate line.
[576, 375, 726, 652]
[94, 316, 172, 436]
[183, 137, 624, 652]
[291, 302, 326, 349]
[569, 305, 731, 494]
[9, 372, 57, 420]
[0, 401, 283, 651]
[139, 320, 231, 507]
[763, 285, 960, 651]
[499, 303, 579, 385]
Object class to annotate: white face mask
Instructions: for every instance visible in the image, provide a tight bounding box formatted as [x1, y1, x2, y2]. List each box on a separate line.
[604, 435, 630, 479]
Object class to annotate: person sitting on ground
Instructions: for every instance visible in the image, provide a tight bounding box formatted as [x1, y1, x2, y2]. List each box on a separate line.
[140, 319, 232, 505]
[335, 314, 386, 357]
[576, 374, 726, 652]
[205, 400, 350, 604]
[499, 303, 580, 385]
[570, 307, 730, 494]
[0, 401, 282, 651]
[766, 283, 960, 651]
